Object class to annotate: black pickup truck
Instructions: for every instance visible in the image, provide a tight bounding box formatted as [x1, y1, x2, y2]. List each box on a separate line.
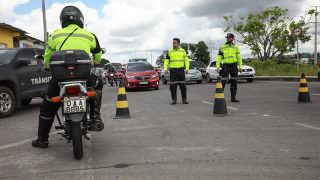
[0, 48, 51, 118]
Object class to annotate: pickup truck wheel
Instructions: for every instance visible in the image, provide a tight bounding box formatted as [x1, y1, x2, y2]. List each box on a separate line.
[21, 98, 32, 106]
[0, 86, 16, 118]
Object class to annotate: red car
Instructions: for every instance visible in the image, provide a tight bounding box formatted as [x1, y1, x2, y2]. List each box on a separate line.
[114, 67, 125, 80]
[124, 62, 160, 90]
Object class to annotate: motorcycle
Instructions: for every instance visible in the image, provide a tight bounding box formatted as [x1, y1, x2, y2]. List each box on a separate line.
[49, 50, 104, 160]
[108, 73, 117, 86]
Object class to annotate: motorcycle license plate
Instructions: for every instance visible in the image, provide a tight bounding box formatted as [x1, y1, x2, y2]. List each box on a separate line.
[63, 97, 86, 114]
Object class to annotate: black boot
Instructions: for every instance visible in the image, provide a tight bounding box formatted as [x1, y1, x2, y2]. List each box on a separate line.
[181, 85, 188, 104]
[32, 116, 54, 148]
[231, 88, 240, 103]
[32, 138, 49, 148]
[89, 90, 104, 131]
[170, 85, 177, 105]
[171, 98, 177, 105]
[182, 98, 189, 104]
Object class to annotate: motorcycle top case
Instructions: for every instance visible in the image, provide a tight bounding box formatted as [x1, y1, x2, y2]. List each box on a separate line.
[50, 50, 92, 81]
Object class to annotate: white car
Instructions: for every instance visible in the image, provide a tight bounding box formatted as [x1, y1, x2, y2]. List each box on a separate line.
[206, 61, 255, 83]
[161, 69, 203, 85]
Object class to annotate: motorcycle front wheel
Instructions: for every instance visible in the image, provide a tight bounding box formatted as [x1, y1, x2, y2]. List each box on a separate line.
[71, 121, 83, 159]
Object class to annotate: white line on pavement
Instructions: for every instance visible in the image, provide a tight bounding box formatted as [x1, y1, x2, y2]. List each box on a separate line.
[312, 93, 320, 96]
[0, 131, 63, 151]
[202, 100, 214, 105]
[294, 123, 320, 131]
[228, 107, 238, 111]
[201, 100, 238, 110]
[151, 146, 225, 152]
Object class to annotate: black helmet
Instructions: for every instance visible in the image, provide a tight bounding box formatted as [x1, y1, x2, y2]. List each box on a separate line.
[60, 6, 84, 28]
[225, 33, 235, 39]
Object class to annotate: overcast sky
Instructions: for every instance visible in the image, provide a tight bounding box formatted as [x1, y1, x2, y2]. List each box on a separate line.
[0, 0, 318, 64]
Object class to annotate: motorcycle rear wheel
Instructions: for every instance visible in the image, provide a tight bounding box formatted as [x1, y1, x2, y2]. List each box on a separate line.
[71, 122, 83, 160]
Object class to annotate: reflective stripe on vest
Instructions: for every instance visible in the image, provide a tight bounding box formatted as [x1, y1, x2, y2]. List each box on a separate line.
[52, 33, 94, 41]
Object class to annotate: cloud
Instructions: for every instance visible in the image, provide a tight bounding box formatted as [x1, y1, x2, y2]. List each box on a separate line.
[1, 0, 318, 63]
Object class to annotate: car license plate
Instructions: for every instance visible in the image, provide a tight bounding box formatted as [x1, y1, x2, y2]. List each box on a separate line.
[139, 81, 148, 85]
[63, 97, 86, 114]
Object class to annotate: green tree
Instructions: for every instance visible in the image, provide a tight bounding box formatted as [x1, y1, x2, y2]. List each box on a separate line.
[224, 6, 314, 60]
[156, 51, 166, 67]
[193, 41, 210, 65]
[180, 43, 189, 54]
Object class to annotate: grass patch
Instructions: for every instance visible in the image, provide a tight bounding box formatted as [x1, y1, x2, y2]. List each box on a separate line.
[246, 60, 318, 76]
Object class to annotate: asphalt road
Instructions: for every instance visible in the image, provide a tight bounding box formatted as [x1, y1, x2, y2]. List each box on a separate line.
[0, 80, 319, 180]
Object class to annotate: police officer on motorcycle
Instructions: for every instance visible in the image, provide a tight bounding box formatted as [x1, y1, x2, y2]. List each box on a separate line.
[32, 6, 104, 148]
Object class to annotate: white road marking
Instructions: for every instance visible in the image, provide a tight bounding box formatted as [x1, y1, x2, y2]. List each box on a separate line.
[202, 100, 238, 110]
[294, 123, 320, 131]
[227, 107, 238, 111]
[118, 125, 155, 131]
[312, 93, 320, 96]
[202, 100, 214, 105]
[0, 131, 63, 151]
[151, 146, 225, 152]
[262, 114, 271, 117]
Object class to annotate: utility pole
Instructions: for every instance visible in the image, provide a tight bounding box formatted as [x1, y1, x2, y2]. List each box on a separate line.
[41, 0, 48, 48]
[150, 51, 153, 66]
[311, 6, 320, 65]
[206, 40, 215, 60]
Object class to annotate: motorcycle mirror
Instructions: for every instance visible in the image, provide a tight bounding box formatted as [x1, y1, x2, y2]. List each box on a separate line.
[34, 54, 44, 60]
[101, 48, 106, 54]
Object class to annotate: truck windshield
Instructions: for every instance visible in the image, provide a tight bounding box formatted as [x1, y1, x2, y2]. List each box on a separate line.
[0, 49, 17, 65]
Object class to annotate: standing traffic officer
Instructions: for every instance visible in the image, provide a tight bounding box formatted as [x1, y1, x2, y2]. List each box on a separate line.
[164, 38, 190, 105]
[216, 33, 242, 103]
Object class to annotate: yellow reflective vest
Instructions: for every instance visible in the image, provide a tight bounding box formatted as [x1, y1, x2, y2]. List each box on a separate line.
[216, 43, 242, 69]
[163, 47, 189, 71]
[44, 24, 102, 69]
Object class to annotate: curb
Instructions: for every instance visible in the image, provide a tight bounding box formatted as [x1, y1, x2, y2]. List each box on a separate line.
[255, 76, 319, 82]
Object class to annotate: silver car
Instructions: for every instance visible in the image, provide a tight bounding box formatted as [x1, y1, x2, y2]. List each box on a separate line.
[161, 61, 203, 84]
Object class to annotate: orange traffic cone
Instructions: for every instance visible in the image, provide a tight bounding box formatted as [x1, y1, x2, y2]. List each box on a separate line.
[298, 73, 311, 103]
[115, 80, 131, 118]
[213, 77, 228, 116]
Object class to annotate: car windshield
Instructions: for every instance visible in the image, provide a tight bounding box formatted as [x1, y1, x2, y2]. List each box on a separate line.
[127, 63, 154, 72]
[190, 61, 206, 69]
[0, 49, 17, 65]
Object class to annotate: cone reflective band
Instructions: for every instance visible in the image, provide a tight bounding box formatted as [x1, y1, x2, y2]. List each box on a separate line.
[115, 80, 131, 118]
[297, 73, 311, 103]
[213, 77, 228, 116]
